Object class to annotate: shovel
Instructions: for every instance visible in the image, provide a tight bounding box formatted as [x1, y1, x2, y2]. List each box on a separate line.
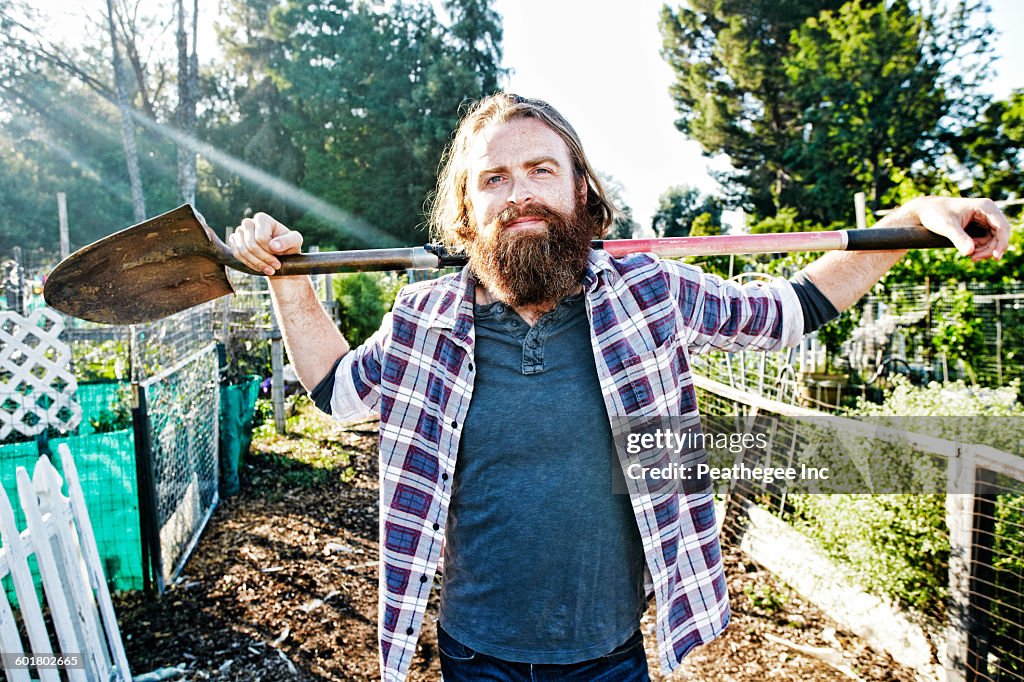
[43, 203, 982, 326]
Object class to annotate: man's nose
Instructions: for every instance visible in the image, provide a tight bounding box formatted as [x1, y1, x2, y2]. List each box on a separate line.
[506, 177, 533, 205]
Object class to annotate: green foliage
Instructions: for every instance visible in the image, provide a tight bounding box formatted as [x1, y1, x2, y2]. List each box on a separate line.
[929, 286, 985, 379]
[789, 493, 949, 615]
[952, 89, 1024, 208]
[743, 583, 788, 615]
[334, 271, 407, 347]
[816, 307, 860, 371]
[72, 340, 129, 382]
[651, 185, 722, 238]
[792, 379, 1024, 618]
[659, 0, 993, 224]
[659, 0, 846, 216]
[251, 395, 357, 487]
[264, 0, 506, 248]
[1, 0, 505, 257]
[88, 385, 132, 433]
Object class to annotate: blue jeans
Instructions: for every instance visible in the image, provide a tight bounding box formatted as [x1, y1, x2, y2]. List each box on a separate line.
[437, 626, 650, 682]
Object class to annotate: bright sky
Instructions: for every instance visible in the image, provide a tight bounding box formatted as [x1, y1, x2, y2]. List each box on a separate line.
[39, 0, 1024, 234]
[493, 0, 1024, 232]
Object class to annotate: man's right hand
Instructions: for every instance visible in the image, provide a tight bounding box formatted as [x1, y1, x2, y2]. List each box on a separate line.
[229, 212, 305, 276]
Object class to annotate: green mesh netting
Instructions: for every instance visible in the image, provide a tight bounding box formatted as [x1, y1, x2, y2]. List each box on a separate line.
[219, 376, 261, 496]
[1, 382, 142, 607]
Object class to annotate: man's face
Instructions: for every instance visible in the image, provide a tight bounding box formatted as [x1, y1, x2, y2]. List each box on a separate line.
[463, 117, 594, 307]
[466, 117, 585, 235]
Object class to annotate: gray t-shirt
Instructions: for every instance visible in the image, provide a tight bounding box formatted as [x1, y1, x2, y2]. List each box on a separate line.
[438, 292, 647, 664]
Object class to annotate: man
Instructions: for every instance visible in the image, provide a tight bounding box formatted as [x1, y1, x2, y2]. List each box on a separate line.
[230, 93, 1010, 682]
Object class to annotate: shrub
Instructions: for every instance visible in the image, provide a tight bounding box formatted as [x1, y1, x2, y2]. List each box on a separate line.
[789, 378, 1024, 620]
[334, 272, 406, 347]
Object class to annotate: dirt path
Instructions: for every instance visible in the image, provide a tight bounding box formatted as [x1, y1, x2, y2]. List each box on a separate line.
[115, 402, 918, 681]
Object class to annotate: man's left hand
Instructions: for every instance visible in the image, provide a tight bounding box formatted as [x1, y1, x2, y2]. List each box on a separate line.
[883, 196, 1012, 262]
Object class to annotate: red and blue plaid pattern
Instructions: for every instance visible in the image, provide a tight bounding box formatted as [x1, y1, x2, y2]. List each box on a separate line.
[328, 250, 802, 682]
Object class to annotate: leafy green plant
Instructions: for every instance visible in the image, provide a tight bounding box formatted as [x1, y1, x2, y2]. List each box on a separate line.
[930, 286, 985, 382]
[334, 272, 407, 347]
[790, 379, 1024, 620]
[88, 385, 133, 433]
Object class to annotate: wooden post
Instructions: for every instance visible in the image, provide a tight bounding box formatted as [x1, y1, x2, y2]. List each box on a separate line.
[57, 192, 70, 260]
[220, 227, 232, 344]
[946, 444, 977, 682]
[967, 469, 997, 680]
[854, 192, 868, 231]
[270, 326, 285, 435]
[995, 297, 1003, 385]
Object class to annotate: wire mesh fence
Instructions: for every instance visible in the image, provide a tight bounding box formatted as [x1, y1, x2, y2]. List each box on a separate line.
[690, 373, 1024, 681]
[137, 343, 220, 590]
[854, 281, 1024, 387]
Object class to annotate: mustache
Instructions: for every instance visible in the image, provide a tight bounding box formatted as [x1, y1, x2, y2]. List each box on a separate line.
[494, 204, 562, 230]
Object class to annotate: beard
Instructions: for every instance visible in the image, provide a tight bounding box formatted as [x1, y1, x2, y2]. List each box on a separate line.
[467, 201, 595, 308]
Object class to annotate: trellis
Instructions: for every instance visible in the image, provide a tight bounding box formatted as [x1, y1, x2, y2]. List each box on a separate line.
[0, 309, 81, 440]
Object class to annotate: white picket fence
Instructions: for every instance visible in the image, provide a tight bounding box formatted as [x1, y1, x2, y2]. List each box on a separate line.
[0, 444, 131, 681]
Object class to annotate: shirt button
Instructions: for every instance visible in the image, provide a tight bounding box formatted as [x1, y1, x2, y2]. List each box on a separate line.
[451, 420, 458, 428]
[442, 473, 449, 481]
[420, 575, 428, 583]
[406, 627, 414, 635]
[468, 362, 474, 371]
[433, 522, 440, 530]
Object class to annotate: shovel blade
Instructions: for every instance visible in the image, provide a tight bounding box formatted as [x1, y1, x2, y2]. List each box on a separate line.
[43, 204, 235, 325]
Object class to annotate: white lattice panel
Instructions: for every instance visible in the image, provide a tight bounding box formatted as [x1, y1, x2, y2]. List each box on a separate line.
[0, 309, 81, 439]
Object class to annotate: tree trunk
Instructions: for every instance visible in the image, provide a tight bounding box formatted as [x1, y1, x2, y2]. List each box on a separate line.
[106, 0, 146, 222]
[175, 0, 198, 206]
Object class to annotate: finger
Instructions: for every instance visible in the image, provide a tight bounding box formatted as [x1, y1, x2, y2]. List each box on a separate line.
[974, 200, 1012, 259]
[971, 239, 996, 262]
[229, 229, 268, 273]
[936, 214, 976, 257]
[239, 224, 281, 275]
[252, 212, 278, 248]
[270, 230, 303, 254]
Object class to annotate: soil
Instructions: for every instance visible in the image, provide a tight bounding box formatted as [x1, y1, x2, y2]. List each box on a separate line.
[114, 403, 920, 681]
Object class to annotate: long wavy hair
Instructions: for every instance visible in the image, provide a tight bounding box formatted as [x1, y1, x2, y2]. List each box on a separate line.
[429, 93, 618, 252]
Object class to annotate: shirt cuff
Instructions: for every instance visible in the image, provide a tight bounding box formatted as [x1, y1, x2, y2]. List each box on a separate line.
[309, 358, 343, 415]
[789, 270, 840, 334]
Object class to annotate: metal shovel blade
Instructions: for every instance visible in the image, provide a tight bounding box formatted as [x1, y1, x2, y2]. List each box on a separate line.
[43, 204, 236, 325]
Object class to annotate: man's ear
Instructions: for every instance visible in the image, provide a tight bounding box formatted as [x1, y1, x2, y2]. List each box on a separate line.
[576, 175, 588, 201]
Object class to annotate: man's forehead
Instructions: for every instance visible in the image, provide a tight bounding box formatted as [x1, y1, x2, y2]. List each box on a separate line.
[467, 118, 572, 168]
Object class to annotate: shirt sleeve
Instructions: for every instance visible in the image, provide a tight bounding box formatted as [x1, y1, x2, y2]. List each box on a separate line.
[310, 311, 394, 421]
[662, 259, 804, 354]
[789, 269, 840, 334]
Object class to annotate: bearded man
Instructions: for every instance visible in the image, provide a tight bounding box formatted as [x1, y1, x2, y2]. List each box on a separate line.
[230, 93, 1010, 682]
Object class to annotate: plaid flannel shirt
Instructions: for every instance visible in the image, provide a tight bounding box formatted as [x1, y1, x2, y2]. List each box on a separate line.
[325, 249, 803, 682]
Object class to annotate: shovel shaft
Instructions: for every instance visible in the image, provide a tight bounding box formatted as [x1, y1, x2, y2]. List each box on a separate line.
[263, 224, 973, 274]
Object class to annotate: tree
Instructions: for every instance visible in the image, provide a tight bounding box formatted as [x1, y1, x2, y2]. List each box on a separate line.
[783, 0, 992, 222]
[659, 0, 846, 217]
[106, 0, 146, 221]
[598, 173, 637, 239]
[264, 0, 505, 248]
[650, 185, 722, 238]
[952, 89, 1024, 212]
[660, 0, 994, 225]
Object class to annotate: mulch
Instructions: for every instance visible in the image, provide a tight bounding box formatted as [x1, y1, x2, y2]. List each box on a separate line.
[114, 404, 920, 681]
